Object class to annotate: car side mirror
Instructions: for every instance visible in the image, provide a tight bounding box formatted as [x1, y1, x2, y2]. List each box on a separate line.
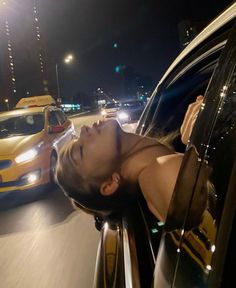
[48, 125, 65, 134]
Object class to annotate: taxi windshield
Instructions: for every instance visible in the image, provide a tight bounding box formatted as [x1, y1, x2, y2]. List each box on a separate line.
[0, 113, 44, 138]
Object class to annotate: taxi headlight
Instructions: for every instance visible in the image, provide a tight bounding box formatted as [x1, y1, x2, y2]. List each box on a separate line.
[15, 148, 39, 163]
[118, 112, 129, 120]
[101, 110, 107, 116]
[21, 170, 41, 184]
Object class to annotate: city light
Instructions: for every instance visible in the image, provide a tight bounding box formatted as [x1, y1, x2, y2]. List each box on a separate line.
[4, 98, 9, 110]
[67, 54, 73, 60]
[64, 58, 70, 63]
[64, 54, 74, 64]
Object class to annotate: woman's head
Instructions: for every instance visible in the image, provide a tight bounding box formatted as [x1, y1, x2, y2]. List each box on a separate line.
[56, 119, 139, 217]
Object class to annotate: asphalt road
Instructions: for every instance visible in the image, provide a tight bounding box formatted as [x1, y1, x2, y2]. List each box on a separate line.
[0, 113, 104, 288]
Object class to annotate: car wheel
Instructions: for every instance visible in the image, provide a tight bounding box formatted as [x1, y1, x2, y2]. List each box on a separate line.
[50, 153, 57, 183]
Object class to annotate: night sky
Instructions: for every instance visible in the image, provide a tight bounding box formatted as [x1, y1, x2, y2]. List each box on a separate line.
[39, 0, 232, 100]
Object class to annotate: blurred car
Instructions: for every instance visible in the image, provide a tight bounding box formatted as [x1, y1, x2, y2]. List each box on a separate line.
[0, 96, 76, 193]
[101, 101, 121, 119]
[116, 100, 145, 124]
[93, 3, 236, 288]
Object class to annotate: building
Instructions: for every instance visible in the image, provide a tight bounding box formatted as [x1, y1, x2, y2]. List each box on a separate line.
[0, 0, 52, 110]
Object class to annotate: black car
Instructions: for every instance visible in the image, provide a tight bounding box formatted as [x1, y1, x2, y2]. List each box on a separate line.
[93, 3, 236, 288]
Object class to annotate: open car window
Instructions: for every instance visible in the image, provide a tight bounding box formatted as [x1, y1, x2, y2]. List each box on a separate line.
[134, 19, 235, 270]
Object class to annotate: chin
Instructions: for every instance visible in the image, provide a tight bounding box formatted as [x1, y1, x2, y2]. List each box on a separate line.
[105, 119, 122, 130]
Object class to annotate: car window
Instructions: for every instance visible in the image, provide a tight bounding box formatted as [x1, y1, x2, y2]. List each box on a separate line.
[121, 101, 143, 108]
[105, 102, 120, 109]
[56, 110, 67, 124]
[146, 51, 221, 141]
[0, 113, 44, 137]
[48, 111, 60, 125]
[137, 23, 232, 138]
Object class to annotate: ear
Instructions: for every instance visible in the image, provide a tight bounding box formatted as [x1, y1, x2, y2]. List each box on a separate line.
[100, 172, 121, 196]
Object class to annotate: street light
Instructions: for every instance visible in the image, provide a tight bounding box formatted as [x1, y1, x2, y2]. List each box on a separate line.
[5, 98, 9, 110]
[64, 54, 74, 64]
[56, 54, 74, 104]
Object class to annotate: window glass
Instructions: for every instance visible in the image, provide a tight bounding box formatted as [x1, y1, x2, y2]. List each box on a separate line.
[137, 30, 229, 137]
[56, 110, 67, 124]
[105, 102, 120, 109]
[48, 111, 59, 125]
[0, 113, 44, 137]
[151, 55, 219, 136]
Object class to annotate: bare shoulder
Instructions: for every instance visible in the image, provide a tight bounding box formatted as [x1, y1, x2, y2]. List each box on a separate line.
[156, 153, 183, 167]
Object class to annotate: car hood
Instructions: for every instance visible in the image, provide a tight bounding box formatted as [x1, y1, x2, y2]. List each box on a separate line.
[0, 133, 43, 157]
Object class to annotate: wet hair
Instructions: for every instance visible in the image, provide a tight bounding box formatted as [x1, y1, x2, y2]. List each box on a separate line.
[56, 140, 140, 217]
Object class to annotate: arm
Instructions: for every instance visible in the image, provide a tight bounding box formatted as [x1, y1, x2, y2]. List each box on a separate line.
[180, 95, 204, 145]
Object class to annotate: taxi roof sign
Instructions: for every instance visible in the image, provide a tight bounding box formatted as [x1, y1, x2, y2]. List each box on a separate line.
[15, 95, 56, 108]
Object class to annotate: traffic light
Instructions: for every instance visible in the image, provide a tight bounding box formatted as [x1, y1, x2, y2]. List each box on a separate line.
[114, 65, 125, 73]
[115, 65, 121, 73]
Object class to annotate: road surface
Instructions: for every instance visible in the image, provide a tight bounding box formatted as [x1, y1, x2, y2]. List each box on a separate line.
[0, 112, 103, 288]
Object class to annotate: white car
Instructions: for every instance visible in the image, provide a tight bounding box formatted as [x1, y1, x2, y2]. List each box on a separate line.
[101, 102, 121, 119]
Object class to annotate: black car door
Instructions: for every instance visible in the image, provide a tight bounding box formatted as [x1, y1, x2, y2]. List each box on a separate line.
[153, 22, 236, 288]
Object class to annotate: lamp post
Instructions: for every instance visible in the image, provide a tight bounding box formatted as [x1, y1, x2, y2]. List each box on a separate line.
[4, 98, 9, 110]
[56, 54, 74, 104]
[55, 63, 61, 103]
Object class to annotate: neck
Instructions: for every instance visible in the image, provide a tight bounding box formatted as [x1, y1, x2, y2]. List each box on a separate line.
[119, 130, 174, 182]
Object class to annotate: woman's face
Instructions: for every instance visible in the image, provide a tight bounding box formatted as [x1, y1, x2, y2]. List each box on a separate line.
[71, 119, 122, 180]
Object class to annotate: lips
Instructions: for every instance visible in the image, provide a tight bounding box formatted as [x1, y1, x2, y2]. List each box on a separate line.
[92, 123, 100, 133]
[97, 120, 105, 127]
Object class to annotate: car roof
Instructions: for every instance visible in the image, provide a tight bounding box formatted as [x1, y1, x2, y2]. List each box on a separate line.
[158, 3, 236, 88]
[0, 106, 49, 117]
[15, 95, 56, 108]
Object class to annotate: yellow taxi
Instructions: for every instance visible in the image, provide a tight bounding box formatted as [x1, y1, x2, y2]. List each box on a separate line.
[0, 95, 76, 192]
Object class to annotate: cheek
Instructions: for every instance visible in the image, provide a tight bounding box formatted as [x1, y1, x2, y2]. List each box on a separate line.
[88, 134, 117, 157]
[84, 144, 117, 177]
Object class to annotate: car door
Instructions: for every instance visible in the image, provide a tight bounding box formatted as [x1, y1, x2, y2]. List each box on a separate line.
[54, 109, 74, 150]
[153, 22, 236, 288]
[47, 109, 65, 151]
[55, 109, 75, 143]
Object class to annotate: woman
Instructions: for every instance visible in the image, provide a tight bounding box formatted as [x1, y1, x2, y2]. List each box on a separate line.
[56, 119, 182, 221]
[56, 96, 203, 221]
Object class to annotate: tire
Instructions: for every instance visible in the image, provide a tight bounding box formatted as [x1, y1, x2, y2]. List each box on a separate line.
[50, 153, 57, 184]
